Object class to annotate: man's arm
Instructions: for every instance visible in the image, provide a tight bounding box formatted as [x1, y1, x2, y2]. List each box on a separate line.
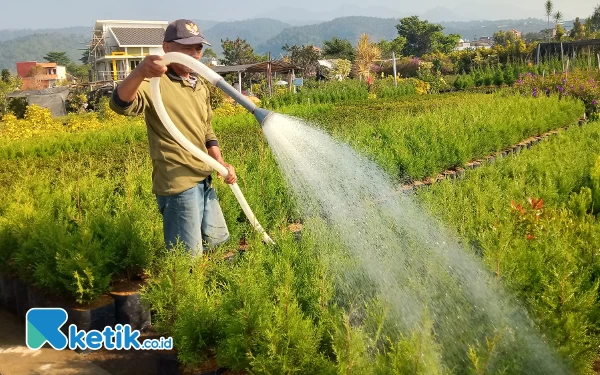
[110, 55, 167, 115]
[208, 145, 237, 184]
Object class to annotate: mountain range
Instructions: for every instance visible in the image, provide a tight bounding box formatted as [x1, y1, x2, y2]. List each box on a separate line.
[0, 15, 553, 71]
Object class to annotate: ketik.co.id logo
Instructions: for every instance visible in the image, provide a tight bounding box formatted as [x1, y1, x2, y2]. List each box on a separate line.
[26, 308, 173, 350]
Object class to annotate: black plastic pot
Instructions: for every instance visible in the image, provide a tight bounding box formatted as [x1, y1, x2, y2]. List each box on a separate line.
[0, 275, 17, 314]
[157, 353, 182, 375]
[14, 279, 30, 319]
[63, 295, 115, 333]
[109, 287, 151, 332]
[27, 286, 47, 310]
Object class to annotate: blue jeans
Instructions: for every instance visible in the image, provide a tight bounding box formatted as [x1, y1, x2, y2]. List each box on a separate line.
[156, 176, 230, 256]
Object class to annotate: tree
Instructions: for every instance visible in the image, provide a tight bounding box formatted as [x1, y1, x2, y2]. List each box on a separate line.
[555, 24, 565, 41]
[377, 36, 407, 59]
[67, 62, 89, 82]
[553, 10, 563, 25]
[220, 38, 261, 65]
[328, 59, 352, 80]
[353, 34, 381, 81]
[396, 16, 459, 57]
[570, 17, 585, 39]
[0, 74, 22, 115]
[493, 31, 514, 46]
[322, 37, 355, 61]
[79, 48, 91, 65]
[590, 4, 600, 33]
[1, 69, 10, 83]
[201, 48, 218, 64]
[43, 51, 71, 66]
[434, 33, 461, 54]
[545, 0, 553, 41]
[282, 44, 320, 76]
[203, 48, 217, 59]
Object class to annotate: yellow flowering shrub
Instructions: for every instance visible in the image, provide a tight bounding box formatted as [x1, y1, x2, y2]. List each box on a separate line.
[405, 78, 431, 95]
[1, 113, 18, 127]
[98, 97, 125, 121]
[24, 104, 56, 128]
[0, 105, 62, 140]
[213, 101, 248, 118]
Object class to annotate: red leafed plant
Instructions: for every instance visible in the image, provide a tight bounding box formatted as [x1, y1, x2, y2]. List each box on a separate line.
[511, 197, 545, 241]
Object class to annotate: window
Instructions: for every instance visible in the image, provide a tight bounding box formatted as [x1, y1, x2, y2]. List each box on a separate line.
[130, 60, 141, 71]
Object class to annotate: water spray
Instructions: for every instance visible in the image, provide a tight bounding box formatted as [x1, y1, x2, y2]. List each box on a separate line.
[149, 52, 274, 244]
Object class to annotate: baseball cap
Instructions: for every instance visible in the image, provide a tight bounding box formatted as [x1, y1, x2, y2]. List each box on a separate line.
[163, 19, 212, 46]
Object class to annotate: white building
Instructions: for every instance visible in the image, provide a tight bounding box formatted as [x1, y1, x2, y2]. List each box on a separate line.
[454, 39, 472, 51]
[90, 20, 168, 82]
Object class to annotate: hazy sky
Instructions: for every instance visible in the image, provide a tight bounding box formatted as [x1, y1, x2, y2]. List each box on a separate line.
[0, 0, 597, 29]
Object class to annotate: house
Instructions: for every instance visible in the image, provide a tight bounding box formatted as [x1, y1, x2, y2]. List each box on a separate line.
[454, 39, 472, 51]
[540, 28, 557, 38]
[89, 20, 168, 82]
[509, 29, 522, 39]
[16, 61, 66, 90]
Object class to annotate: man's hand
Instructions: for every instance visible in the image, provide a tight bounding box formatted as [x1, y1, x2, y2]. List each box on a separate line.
[116, 55, 167, 103]
[218, 162, 237, 185]
[136, 55, 168, 79]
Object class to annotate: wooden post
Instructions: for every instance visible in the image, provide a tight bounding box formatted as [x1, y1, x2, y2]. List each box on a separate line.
[237, 71, 242, 93]
[560, 42, 564, 71]
[536, 43, 541, 65]
[597, 53, 600, 71]
[265, 52, 272, 97]
[392, 52, 397, 87]
[589, 46, 592, 70]
[292, 68, 296, 93]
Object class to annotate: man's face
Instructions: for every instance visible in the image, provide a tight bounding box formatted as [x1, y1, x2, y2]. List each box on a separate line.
[163, 42, 204, 74]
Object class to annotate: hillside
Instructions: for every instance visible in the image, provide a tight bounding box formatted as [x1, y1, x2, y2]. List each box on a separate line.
[202, 18, 292, 54]
[439, 18, 548, 40]
[257, 16, 399, 55]
[0, 26, 89, 42]
[0, 16, 555, 71]
[0, 33, 87, 71]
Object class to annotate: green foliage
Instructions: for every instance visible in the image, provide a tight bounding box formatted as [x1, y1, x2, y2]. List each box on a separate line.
[281, 94, 583, 181]
[43, 51, 71, 66]
[396, 16, 460, 57]
[202, 48, 217, 60]
[377, 36, 407, 59]
[0, 73, 21, 116]
[322, 37, 355, 61]
[493, 30, 518, 47]
[262, 79, 368, 109]
[219, 37, 263, 65]
[327, 59, 352, 80]
[283, 43, 320, 77]
[67, 62, 90, 82]
[420, 123, 600, 374]
[570, 18, 585, 40]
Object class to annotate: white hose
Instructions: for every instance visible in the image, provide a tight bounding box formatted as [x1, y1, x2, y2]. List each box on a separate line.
[149, 52, 274, 244]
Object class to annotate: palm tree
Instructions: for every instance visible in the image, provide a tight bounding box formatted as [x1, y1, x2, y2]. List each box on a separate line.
[553, 11, 563, 26]
[545, 0, 553, 41]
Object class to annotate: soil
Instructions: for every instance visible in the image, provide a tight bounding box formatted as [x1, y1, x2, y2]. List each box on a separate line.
[288, 223, 303, 233]
[109, 278, 146, 296]
[46, 293, 115, 310]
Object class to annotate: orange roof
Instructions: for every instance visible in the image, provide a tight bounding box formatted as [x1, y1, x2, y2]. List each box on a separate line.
[38, 62, 57, 68]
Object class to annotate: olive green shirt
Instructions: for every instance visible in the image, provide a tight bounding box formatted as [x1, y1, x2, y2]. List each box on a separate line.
[110, 70, 218, 196]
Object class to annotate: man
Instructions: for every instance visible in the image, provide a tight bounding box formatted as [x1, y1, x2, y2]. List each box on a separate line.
[110, 19, 236, 256]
